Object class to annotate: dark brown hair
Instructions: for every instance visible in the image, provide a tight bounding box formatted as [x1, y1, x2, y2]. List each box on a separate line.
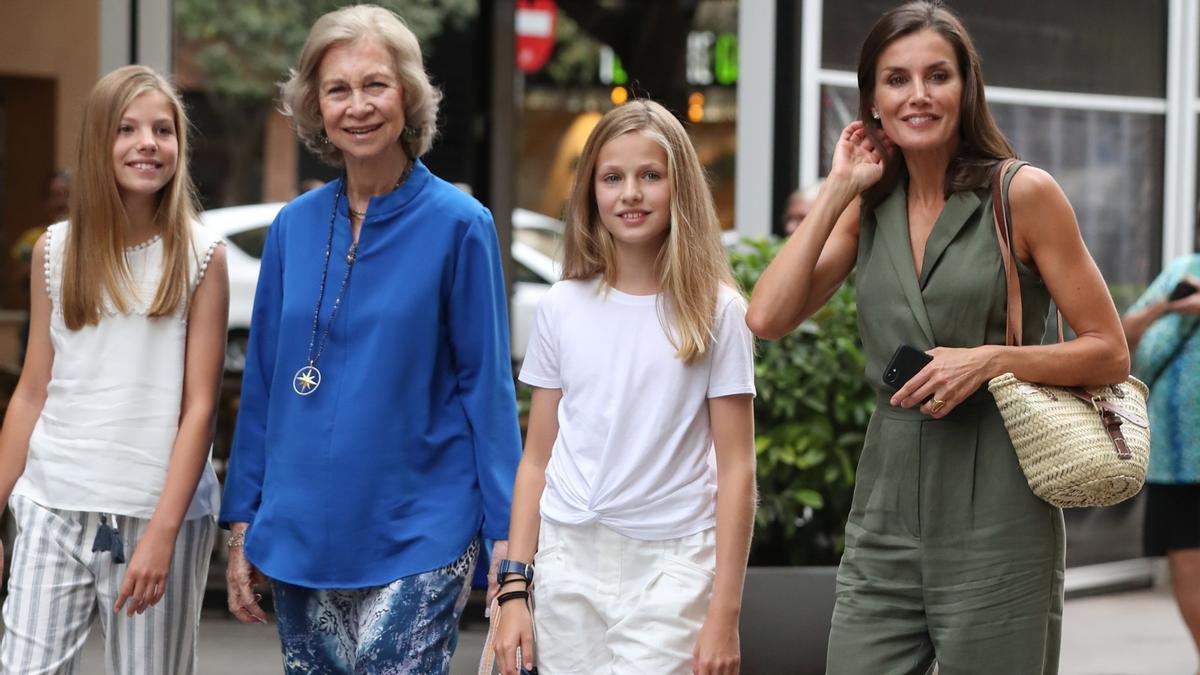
[858, 1, 1015, 211]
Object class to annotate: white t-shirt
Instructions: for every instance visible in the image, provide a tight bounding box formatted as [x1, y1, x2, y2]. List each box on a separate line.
[519, 278, 755, 540]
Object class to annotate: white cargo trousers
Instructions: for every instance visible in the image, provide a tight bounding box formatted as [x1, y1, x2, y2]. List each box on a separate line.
[532, 519, 716, 674]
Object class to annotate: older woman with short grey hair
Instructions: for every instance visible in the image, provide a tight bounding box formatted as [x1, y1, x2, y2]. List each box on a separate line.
[219, 5, 522, 672]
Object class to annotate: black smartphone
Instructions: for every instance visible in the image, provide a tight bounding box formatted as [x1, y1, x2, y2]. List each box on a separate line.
[882, 345, 933, 390]
[1169, 280, 1198, 302]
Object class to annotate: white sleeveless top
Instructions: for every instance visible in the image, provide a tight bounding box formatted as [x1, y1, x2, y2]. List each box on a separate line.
[13, 221, 223, 519]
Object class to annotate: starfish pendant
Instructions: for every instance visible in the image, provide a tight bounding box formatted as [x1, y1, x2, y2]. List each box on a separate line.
[293, 364, 322, 396]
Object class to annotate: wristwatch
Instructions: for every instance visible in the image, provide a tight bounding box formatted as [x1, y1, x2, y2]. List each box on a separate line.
[497, 559, 534, 584]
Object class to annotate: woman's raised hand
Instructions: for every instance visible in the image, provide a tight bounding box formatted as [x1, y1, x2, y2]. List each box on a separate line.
[829, 120, 890, 194]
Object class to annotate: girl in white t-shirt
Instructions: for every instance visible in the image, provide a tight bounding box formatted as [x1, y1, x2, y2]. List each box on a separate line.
[493, 100, 756, 675]
[0, 65, 227, 673]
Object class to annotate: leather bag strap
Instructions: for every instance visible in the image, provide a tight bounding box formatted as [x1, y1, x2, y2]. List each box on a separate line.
[992, 159, 1066, 346]
[1061, 386, 1149, 429]
[991, 158, 1025, 347]
[990, 160, 1137, 458]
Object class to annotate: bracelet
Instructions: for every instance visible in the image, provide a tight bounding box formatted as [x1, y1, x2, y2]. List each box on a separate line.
[497, 590, 529, 606]
[497, 559, 535, 585]
[226, 530, 246, 549]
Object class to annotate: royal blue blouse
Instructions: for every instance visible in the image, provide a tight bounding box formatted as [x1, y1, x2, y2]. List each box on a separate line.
[220, 161, 522, 588]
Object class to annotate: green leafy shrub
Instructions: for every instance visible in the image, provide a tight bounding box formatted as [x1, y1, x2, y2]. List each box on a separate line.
[729, 238, 875, 566]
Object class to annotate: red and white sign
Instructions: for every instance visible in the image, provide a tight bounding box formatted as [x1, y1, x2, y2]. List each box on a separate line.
[515, 0, 557, 73]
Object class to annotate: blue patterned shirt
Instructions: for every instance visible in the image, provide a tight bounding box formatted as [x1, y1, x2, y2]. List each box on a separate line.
[1130, 255, 1200, 484]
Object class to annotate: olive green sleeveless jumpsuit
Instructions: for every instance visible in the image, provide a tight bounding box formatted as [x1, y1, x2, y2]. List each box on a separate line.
[826, 163, 1064, 675]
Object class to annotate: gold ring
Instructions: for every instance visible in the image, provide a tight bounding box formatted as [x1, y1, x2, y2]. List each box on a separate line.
[930, 398, 946, 414]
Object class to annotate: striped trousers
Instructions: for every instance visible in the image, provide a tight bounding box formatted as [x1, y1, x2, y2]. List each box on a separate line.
[0, 495, 215, 675]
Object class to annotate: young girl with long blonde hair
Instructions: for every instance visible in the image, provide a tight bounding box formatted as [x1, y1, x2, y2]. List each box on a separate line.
[492, 100, 756, 675]
[0, 65, 227, 673]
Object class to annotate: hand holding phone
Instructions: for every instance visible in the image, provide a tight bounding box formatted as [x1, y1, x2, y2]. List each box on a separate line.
[882, 344, 933, 391]
[1168, 280, 1198, 302]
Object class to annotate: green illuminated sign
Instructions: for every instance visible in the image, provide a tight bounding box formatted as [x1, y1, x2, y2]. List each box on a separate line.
[601, 31, 737, 87]
[599, 46, 628, 85]
[714, 33, 738, 85]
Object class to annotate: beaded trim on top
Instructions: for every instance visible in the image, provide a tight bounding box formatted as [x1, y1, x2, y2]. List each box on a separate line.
[42, 224, 55, 300]
[44, 227, 161, 302]
[193, 239, 223, 288]
[125, 234, 161, 252]
[43, 226, 221, 320]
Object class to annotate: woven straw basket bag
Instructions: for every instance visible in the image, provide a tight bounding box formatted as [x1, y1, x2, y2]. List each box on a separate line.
[985, 160, 1150, 509]
[989, 376, 1149, 507]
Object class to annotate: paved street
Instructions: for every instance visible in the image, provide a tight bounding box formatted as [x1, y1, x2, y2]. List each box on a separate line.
[1060, 587, 1195, 675]
[75, 607, 490, 674]
[64, 585, 1197, 674]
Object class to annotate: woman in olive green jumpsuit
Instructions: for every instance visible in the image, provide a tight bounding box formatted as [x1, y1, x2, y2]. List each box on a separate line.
[746, 3, 1130, 674]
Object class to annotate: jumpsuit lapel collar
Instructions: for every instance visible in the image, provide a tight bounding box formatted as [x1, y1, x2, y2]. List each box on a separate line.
[918, 190, 983, 289]
[875, 185, 937, 347]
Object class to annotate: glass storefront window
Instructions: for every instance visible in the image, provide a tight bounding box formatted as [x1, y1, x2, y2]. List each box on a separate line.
[822, 0, 1167, 98]
[818, 85, 859, 178]
[989, 103, 1163, 300]
[1196, 113, 1200, 252]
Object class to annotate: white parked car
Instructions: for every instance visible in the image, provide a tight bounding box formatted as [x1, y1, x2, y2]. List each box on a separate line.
[201, 204, 562, 370]
[508, 208, 563, 363]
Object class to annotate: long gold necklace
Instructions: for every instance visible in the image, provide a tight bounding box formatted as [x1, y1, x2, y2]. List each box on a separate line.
[293, 162, 414, 397]
[293, 184, 355, 396]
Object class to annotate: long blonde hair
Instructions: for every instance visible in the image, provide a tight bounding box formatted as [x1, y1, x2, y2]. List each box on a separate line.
[562, 100, 736, 365]
[62, 65, 198, 329]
